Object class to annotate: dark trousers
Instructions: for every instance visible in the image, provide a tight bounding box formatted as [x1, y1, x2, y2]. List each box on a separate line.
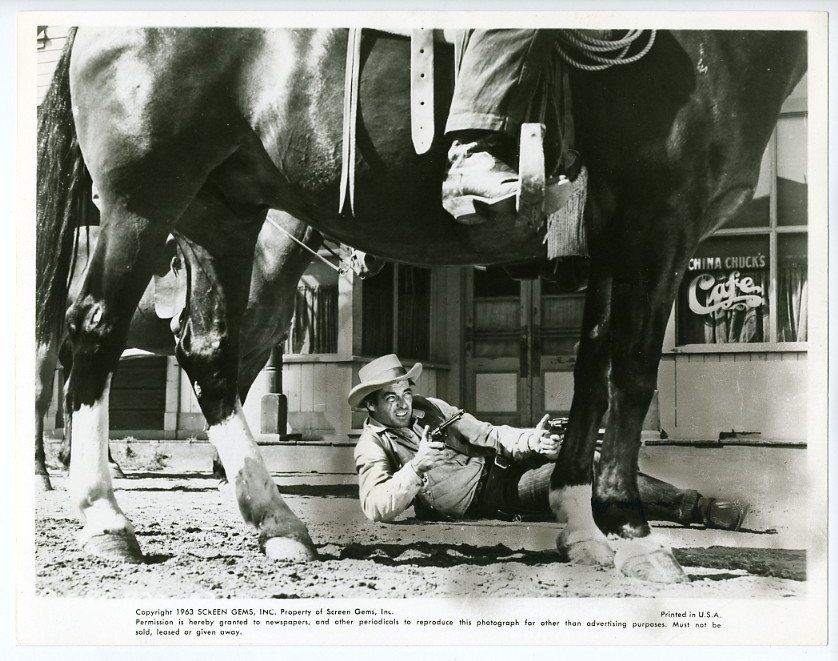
[501, 458, 700, 524]
[446, 29, 557, 136]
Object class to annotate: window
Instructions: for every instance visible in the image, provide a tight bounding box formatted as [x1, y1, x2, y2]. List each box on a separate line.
[362, 263, 431, 360]
[284, 263, 339, 354]
[677, 236, 769, 344]
[675, 85, 807, 346]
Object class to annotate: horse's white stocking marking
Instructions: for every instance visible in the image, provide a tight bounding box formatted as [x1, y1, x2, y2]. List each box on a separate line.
[550, 484, 605, 545]
[68, 376, 134, 542]
[208, 400, 315, 561]
[551, 484, 614, 566]
[207, 400, 287, 524]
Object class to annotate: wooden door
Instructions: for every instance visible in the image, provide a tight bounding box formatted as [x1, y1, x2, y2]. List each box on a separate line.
[464, 268, 583, 427]
[109, 356, 167, 431]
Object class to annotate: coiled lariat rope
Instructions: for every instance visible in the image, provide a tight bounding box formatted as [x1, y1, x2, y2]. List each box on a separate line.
[556, 30, 657, 71]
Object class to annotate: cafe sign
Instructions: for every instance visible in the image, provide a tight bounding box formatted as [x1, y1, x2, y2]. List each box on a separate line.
[686, 252, 767, 316]
[687, 254, 767, 272]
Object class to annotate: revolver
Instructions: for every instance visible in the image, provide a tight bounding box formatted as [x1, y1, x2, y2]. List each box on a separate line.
[546, 416, 569, 438]
[427, 409, 465, 441]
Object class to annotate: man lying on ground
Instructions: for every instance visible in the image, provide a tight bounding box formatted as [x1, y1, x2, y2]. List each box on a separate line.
[351, 354, 748, 528]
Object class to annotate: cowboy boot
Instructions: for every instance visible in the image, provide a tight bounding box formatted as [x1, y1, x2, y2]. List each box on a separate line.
[442, 131, 520, 225]
[696, 497, 750, 531]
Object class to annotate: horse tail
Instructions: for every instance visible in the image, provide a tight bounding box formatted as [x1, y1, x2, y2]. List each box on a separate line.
[36, 27, 98, 346]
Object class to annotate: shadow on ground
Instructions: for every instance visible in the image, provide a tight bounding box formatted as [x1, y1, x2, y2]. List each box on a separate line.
[332, 541, 564, 567]
[673, 546, 805, 581]
[326, 541, 805, 581]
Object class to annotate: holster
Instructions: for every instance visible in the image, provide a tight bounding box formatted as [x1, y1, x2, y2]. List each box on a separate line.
[466, 454, 513, 519]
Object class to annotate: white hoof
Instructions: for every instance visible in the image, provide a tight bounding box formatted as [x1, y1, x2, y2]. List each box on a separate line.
[614, 535, 688, 583]
[263, 537, 318, 562]
[82, 530, 144, 563]
[556, 526, 615, 566]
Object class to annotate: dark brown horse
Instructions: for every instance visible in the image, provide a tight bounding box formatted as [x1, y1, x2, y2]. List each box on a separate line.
[35, 211, 323, 491]
[38, 27, 805, 580]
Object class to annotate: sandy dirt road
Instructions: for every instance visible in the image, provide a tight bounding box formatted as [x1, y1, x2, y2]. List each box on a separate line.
[34, 471, 805, 599]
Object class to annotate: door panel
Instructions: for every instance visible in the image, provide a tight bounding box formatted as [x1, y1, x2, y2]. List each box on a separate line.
[465, 268, 530, 426]
[465, 268, 582, 427]
[535, 280, 584, 420]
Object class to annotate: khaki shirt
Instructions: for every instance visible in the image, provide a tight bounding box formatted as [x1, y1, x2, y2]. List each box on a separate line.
[354, 396, 542, 522]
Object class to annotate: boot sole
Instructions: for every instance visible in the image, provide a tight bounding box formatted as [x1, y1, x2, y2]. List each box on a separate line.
[443, 192, 518, 224]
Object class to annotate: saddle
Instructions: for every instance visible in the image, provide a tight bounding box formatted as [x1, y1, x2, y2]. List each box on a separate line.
[338, 28, 589, 259]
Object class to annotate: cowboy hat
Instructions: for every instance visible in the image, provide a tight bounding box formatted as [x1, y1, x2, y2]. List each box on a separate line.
[348, 354, 422, 409]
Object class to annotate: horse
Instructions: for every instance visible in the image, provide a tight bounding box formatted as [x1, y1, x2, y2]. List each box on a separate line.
[35, 212, 382, 489]
[38, 27, 806, 581]
[35, 210, 327, 491]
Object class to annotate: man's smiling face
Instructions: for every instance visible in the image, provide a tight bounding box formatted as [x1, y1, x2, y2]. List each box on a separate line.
[367, 379, 413, 428]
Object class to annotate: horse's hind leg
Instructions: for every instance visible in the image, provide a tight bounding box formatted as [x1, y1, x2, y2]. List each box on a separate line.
[64, 218, 168, 563]
[56, 341, 125, 479]
[174, 233, 316, 562]
[210, 346, 275, 484]
[550, 255, 616, 566]
[35, 341, 59, 491]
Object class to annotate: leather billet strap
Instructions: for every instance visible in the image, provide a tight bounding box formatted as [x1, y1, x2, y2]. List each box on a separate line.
[410, 28, 434, 154]
[518, 122, 546, 216]
[339, 28, 466, 213]
[339, 28, 362, 215]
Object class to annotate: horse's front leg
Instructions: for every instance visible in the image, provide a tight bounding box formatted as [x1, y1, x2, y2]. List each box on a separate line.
[594, 230, 693, 583]
[174, 233, 317, 562]
[550, 256, 616, 566]
[64, 218, 168, 563]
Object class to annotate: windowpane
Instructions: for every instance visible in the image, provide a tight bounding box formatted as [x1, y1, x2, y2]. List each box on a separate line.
[677, 236, 769, 345]
[777, 115, 807, 226]
[724, 141, 772, 229]
[362, 262, 394, 356]
[397, 266, 431, 360]
[285, 265, 339, 354]
[777, 234, 807, 342]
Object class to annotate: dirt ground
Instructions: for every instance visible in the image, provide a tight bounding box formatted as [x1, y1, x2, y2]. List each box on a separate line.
[34, 467, 805, 599]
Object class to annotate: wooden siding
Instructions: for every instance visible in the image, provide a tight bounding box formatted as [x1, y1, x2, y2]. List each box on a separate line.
[658, 352, 806, 442]
[37, 26, 71, 105]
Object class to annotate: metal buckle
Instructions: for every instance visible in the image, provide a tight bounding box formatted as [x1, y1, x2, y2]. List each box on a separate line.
[494, 455, 511, 469]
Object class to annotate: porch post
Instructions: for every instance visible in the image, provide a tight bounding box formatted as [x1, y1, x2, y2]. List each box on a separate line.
[260, 346, 288, 435]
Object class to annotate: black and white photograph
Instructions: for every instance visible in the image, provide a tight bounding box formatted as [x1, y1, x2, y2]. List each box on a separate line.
[13, 5, 832, 649]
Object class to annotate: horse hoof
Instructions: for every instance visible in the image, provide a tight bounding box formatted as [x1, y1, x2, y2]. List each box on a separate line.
[109, 462, 126, 479]
[556, 528, 615, 567]
[36, 472, 54, 492]
[83, 531, 144, 564]
[262, 537, 318, 562]
[617, 547, 689, 584]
